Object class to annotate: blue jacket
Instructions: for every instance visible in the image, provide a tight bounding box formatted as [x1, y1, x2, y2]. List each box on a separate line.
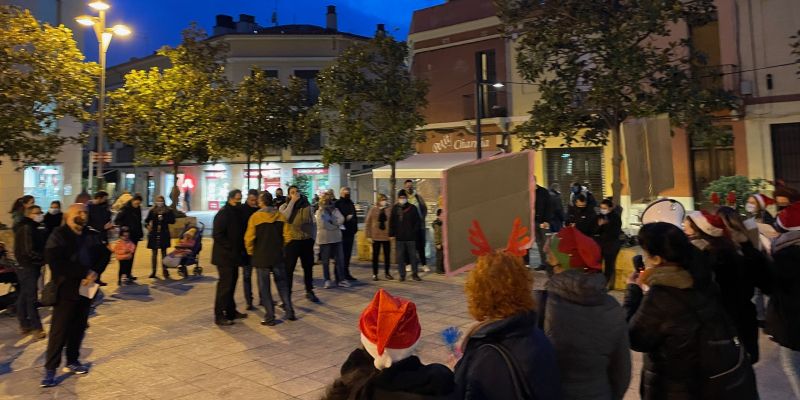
[454, 311, 562, 400]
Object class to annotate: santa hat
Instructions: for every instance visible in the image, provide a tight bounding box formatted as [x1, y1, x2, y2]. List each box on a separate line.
[359, 289, 421, 370]
[549, 226, 602, 271]
[777, 202, 800, 232]
[751, 194, 775, 210]
[687, 210, 727, 237]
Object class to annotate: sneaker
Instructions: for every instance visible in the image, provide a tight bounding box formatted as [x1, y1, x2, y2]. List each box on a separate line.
[405, 265, 412, 272]
[306, 291, 320, 303]
[261, 319, 278, 326]
[40, 370, 56, 387]
[339, 280, 352, 288]
[323, 280, 333, 289]
[31, 329, 47, 340]
[215, 318, 234, 326]
[422, 265, 431, 273]
[63, 362, 89, 375]
[372, 275, 379, 281]
[384, 273, 394, 280]
[412, 274, 422, 282]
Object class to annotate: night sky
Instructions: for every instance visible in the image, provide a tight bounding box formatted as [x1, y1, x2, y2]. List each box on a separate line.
[81, 0, 445, 66]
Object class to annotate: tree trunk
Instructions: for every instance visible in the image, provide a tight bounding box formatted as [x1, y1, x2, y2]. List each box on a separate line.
[390, 161, 397, 205]
[610, 125, 623, 206]
[170, 162, 182, 214]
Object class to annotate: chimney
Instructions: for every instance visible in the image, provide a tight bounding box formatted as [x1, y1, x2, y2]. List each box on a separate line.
[376, 23, 385, 37]
[236, 14, 256, 33]
[326, 5, 337, 31]
[213, 14, 235, 35]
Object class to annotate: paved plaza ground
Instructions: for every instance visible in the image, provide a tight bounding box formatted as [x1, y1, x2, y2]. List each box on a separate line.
[0, 238, 795, 399]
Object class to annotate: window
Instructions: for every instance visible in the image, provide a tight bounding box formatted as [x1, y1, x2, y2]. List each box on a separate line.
[772, 123, 800, 190]
[690, 127, 735, 203]
[264, 69, 278, 78]
[294, 70, 320, 106]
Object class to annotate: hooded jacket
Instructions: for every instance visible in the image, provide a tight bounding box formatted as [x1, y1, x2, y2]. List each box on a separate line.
[324, 348, 455, 400]
[245, 207, 286, 268]
[13, 216, 47, 268]
[453, 311, 561, 400]
[543, 270, 631, 400]
[766, 230, 800, 350]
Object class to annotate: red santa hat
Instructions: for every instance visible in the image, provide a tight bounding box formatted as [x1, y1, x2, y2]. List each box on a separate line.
[777, 202, 800, 232]
[359, 289, 421, 370]
[751, 194, 775, 210]
[687, 210, 727, 237]
[551, 226, 602, 271]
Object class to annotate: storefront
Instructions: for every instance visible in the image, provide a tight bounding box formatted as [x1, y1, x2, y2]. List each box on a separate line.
[292, 167, 330, 198]
[244, 168, 281, 192]
[24, 165, 65, 206]
[203, 164, 230, 210]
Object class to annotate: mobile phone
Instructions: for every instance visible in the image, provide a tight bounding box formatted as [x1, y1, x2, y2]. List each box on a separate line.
[633, 255, 645, 272]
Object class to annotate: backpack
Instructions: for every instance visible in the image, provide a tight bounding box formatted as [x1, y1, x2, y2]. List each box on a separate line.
[675, 291, 758, 399]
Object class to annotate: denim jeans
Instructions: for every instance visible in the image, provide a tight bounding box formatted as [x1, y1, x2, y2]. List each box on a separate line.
[781, 346, 800, 398]
[320, 242, 345, 283]
[256, 264, 294, 322]
[396, 240, 418, 278]
[16, 267, 42, 330]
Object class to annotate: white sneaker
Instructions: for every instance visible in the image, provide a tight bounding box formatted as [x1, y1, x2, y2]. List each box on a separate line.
[339, 280, 351, 288]
[324, 280, 333, 289]
[406, 265, 412, 272]
[422, 265, 431, 273]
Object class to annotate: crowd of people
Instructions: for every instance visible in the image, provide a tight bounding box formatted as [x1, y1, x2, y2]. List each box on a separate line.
[6, 180, 800, 397]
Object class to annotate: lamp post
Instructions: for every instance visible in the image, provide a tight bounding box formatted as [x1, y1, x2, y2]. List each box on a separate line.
[474, 80, 505, 159]
[76, 1, 130, 191]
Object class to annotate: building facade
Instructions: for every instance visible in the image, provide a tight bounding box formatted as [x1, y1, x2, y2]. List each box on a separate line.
[0, 0, 86, 227]
[103, 7, 370, 211]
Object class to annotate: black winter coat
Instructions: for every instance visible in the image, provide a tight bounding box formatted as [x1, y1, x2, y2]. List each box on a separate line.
[87, 202, 112, 242]
[390, 204, 421, 242]
[535, 185, 554, 225]
[549, 190, 565, 230]
[45, 225, 103, 301]
[212, 203, 245, 267]
[624, 266, 729, 400]
[766, 231, 800, 350]
[542, 270, 631, 400]
[568, 206, 598, 237]
[454, 311, 562, 400]
[43, 211, 62, 237]
[13, 217, 47, 267]
[145, 207, 176, 250]
[335, 197, 358, 235]
[596, 210, 622, 253]
[115, 203, 144, 242]
[324, 348, 455, 400]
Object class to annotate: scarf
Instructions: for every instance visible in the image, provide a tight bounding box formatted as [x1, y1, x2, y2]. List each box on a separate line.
[639, 265, 694, 289]
[378, 207, 388, 230]
[288, 195, 310, 224]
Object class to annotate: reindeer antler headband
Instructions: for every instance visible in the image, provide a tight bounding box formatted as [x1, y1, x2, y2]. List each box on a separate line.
[469, 217, 532, 257]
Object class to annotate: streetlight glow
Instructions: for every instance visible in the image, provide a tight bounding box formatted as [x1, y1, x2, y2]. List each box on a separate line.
[88, 1, 110, 11]
[111, 24, 131, 36]
[75, 15, 97, 26]
[492, 82, 505, 88]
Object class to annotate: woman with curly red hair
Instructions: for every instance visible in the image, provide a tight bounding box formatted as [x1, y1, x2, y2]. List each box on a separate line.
[453, 220, 561, 400]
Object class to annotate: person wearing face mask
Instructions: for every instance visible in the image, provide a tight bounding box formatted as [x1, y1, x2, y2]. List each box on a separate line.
[211, 189, 248, 326]
[274, 188, 287, 209]
[365, 194, 393, 281]
[145, 195, 176, 279]
[335, 187, 359, 281]
[390, 193, 422, 282]
[398, 180, 429, 273]
[14, 205, 47, 340]
[87, 191, 114, 286]
[240, 189, 260, 310]
[41, 203, 103, 387]
[567, 194, 598, 237]
[745, 194, 775, 225]
[114, 194, 145, 275]
[44, 201, 63, 238]
[775, 186, 800, 213]
[569, 182, 597, 208]
[596, 199, 623, 289]
[316, 193, 349, 289]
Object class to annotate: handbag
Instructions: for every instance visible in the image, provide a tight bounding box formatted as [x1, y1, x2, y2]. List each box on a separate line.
[40, 277, 60, 307]
[481, 343, 536, 400]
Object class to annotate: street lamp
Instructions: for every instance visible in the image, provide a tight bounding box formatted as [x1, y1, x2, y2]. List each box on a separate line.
[75, 0, 130, 191]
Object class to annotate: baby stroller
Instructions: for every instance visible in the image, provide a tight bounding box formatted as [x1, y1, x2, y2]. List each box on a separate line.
[163, 222, 205, 278]
[0, 242, 19, 314]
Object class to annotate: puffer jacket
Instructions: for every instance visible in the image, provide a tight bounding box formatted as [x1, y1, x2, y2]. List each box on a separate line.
[543, 270, 631, 400]
[13, 217, 47, 267]
[766, 231, 800, 350]
[365, 205, 391, 242]
[245, 207, 286, 268]
[624, 266, 721, 400]
[316, 206, 344, 245]
[453, 311, 561, 400]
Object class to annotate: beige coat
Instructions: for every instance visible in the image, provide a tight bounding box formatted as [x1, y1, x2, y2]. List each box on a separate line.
[365, 206, 391, 242]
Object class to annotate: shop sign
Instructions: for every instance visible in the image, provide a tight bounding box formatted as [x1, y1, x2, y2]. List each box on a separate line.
[294, 168, 328, 175]
[419, 132, 498, 153]
[243, 169, 281, 178]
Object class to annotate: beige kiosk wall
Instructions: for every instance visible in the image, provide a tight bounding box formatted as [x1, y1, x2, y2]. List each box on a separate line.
[443, 151, 535, 274]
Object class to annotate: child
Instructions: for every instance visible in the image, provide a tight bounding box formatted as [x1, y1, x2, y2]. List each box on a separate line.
[162, 228, 197, 269]
[433, 209, 444, 274]
[109, 227, 136, 285]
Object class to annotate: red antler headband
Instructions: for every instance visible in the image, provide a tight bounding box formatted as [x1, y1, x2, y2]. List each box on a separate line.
[469, 218, 532, 257]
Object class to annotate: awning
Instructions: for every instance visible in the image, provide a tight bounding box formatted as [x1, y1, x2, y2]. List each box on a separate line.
[372, 153, 477, 179]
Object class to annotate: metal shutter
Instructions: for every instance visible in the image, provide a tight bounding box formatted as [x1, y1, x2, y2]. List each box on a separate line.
[545, 147, 605, 206]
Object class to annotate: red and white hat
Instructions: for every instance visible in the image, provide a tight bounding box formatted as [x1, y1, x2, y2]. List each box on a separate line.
[751, 194, 776, 210]
[687, 210, 727, 237]
[359, 289, 421, 370]
[777, 202, 800, 232]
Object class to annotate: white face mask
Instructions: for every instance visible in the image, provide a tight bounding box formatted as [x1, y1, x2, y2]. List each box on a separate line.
[745, 203, 757, 214]
[600, 209, 610, 215]
[49, 208, 60, 214]
[399, 199, 408, 205]
[33, 214, 44, 223]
